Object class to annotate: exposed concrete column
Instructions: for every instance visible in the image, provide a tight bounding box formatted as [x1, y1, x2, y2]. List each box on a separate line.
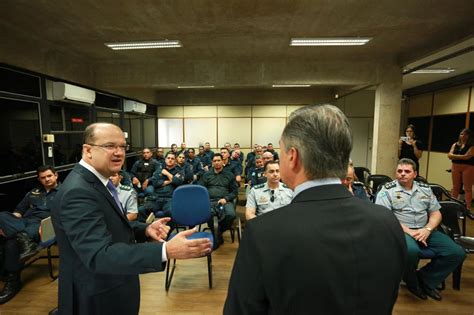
[371, 63, 403, 175]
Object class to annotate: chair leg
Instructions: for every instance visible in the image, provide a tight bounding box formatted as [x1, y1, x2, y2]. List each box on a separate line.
[452, 262, 462, 290]
[207, 254, 212, 289]
[47, 245, 58, 280]
[237, 217, 242, 243]
[165, 259, 177, 291]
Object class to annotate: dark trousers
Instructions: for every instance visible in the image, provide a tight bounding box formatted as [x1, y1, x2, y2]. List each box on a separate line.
[209, 200, 236, 234]
[0, 212, 41, 273]
[404, 230, 466, 289]
[0, 212, 41, 241]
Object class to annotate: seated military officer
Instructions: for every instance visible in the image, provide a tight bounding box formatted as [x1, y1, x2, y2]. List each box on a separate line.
[130, 147, 160, 197]
[247, 155, 266, 187]
[246, 161, 293, 220]
[198, 153, 238, 246]
[376, 158, 466, 301]
[0, 165, 59, 304]
[144, 152, 184, 219]
[109, 172, 138, 221]
[186, 148, 205, 182]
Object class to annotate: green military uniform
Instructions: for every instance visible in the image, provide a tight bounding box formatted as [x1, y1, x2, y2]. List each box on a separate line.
[376, 180, 465, 291]
[246, 182, 293, 216]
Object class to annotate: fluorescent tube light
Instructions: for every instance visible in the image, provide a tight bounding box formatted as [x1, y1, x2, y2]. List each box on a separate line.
[177, 85, 215, 89]
[272, 84, 311, 88]
[412, 68, 455, 74]
[105, 40, 182, 50]
[290, 37, 372, 46]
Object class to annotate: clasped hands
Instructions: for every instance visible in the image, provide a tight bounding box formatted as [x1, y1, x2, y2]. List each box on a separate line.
[408, 228, 431, 246]
[145, 217, 212, 259]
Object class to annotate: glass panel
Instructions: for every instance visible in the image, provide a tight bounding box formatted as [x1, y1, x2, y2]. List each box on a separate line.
[64, 106, 90, 131]
[96, 111, 121, 126]
[53, 133, 84, 166]
[123, 113, 142, 152]
[0, 67, 41, 98]
[0, 98, 42, 176]
[158, 119, 183, 148]
[95, 93, 120, 110]
[143, 117, 156, 148]
[431, 114, 466, 152]
[50, 105, 64, 131]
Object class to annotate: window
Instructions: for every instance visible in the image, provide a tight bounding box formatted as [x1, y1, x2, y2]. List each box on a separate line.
[123, 113, 143, 151]
[50, 104, 91, 132]
[52, 133, 83, 166]
[0, 67, 41, 98]
[0, 98, 42, 177]
[97, 110, 121, 126]
[158, 119, 183, 148]
[431, 114, 467, 152]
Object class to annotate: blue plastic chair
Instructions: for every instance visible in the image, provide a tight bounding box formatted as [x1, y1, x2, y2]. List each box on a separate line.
[165, 185, 215, 291]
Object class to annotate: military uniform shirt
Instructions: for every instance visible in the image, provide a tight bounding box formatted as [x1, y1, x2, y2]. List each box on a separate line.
[15, 185, 60, 220]
[376, 180, 440, 228]
[117, 184, 138, 214]
[246, 182, 293, 216]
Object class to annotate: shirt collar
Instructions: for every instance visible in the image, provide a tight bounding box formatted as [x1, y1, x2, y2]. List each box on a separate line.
[293, 178, 341, 199]
[79, 159, 109, 187]
[395, 180, 419, 194]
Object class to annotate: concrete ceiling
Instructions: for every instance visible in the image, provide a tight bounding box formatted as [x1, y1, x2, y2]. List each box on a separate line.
[0, 0, 473, 100]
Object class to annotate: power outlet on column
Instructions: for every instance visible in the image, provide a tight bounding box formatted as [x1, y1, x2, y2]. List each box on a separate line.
[48, 146, 53, 157]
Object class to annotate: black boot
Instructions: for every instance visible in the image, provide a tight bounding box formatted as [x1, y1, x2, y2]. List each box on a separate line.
[0, 272, 21, 304]
[16, 232, 38, 261]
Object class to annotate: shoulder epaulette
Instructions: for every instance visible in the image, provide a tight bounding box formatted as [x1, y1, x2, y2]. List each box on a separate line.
[31, 188, 42, 195]
[254, 183, 265, 189]
[119, 184, 132, 191]
[383, 180, 397, 189]
[416, 181, 430, 188]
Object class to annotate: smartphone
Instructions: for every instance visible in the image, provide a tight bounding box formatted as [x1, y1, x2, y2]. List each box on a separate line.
[400, 136, 410, 142]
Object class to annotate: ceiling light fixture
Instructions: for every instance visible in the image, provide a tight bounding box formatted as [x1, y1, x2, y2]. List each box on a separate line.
[411, 68, 455, 74]
[105, 40, 182, 50]
[177, 85, 215, 89]
[272, 84, 311, 88]
[290, 37, 372, 46]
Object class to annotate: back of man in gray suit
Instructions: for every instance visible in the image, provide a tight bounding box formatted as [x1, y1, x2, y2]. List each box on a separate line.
[224, 105, 407, 315]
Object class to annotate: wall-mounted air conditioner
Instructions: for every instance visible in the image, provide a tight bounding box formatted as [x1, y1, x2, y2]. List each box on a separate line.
[52, 82, 96, 105]
[124, 100, 147, 114]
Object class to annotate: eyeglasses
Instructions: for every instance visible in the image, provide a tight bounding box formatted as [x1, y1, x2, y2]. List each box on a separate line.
[87, 143, 128, 152]
[270, 190, 275, 202]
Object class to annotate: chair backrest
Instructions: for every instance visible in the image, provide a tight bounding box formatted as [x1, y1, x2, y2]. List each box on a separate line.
[439, 201, 463, 238]
[429, 183, 464, 204]
[354, 166, 371, 185]
[171, 185, 211, 226]
[40, 216, 55, 243]
[368, 174, 392, 192]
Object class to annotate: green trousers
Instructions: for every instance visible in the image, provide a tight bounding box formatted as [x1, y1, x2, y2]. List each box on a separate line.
[404, 230, 466, 289]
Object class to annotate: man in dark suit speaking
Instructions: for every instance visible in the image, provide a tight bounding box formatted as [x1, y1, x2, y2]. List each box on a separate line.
[51, 123, 211, 315]
[224, 105, 407, 315]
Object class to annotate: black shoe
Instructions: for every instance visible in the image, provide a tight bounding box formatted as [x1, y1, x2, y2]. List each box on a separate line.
[0, 274, 21, 304]
[48, 307, 59, 315]
[407, 286, 427, 300]
[422, 286, 442, 301]
[16, 233, 38, 261]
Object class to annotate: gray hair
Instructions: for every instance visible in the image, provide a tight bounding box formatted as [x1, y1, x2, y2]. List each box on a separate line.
[281, 104, 352, 179]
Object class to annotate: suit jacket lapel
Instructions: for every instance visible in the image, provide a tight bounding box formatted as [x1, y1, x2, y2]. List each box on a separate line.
[74, 164, 129, 222]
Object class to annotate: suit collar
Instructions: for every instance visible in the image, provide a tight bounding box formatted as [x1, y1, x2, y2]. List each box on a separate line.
[73, 164, 128, 221]
[292, 184, 353, 203]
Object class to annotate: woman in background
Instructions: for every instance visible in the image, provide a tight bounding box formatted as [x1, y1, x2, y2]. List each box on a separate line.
[399, 124, 423, 173]
[448, 128, 474, 208]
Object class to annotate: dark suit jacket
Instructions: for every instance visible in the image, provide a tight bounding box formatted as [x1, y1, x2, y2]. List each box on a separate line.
[224, 184, 407, 315]
[51, 164, 165, 315]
